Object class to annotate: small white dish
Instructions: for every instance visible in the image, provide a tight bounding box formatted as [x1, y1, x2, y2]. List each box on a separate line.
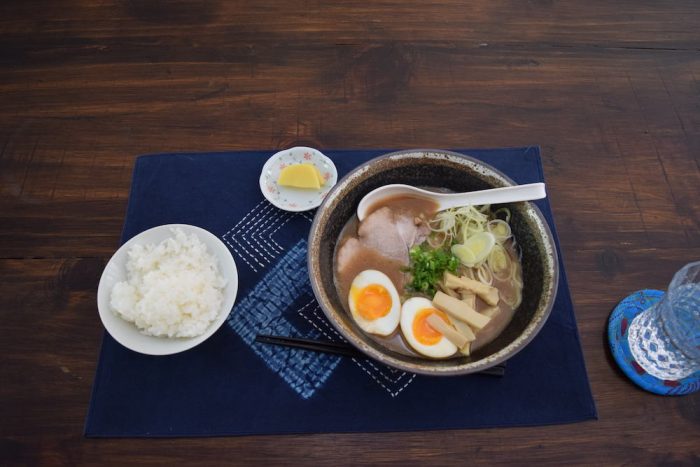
[259, 146, 338, 211]
[97, 224, 238, 356]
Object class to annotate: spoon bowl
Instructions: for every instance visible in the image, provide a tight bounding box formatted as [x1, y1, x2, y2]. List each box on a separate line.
[357, 182, 546, 221]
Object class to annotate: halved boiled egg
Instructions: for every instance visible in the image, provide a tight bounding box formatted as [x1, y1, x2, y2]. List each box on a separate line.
[348, 270, 401, 336]
[400, 297, 458, 358]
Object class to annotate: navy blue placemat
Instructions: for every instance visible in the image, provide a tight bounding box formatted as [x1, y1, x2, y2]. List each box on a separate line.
[85, 147, 596, 437]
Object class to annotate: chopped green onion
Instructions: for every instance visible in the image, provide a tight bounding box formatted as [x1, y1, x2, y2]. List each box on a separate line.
[406, 243, 460, 296]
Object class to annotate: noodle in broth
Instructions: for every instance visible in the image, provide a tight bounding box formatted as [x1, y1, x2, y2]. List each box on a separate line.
[333, 193, 523, 359]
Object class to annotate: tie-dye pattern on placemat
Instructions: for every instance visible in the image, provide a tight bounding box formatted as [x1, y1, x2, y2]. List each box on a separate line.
[85, 148, 596, 437]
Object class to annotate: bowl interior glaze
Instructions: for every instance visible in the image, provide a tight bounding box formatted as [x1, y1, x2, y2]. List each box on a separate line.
[308, 150, 559, 375]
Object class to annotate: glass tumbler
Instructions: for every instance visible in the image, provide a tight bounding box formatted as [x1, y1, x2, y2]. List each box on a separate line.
[627, 261, 700, 380]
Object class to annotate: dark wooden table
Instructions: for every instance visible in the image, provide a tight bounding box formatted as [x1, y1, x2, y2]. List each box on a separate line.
[2, 1, 699, 464]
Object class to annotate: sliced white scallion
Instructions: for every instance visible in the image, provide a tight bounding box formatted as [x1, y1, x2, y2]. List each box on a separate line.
[430, 205, 489, 245]
[488, 244, 512, 281]
[493, 207, 511, 223]
[450, 231, 496, 268]
[500, 271, 523, 309]
[451, 243, 477, 267]
[501, 286, 523, 309]
[487, 219, 512, 243]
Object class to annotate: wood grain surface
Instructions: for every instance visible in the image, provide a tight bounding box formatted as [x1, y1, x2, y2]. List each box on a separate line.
[1, 0, 699, 465]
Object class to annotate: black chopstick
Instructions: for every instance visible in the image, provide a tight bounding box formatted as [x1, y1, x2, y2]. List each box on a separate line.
[255, 334, 364, 358]
[254, 334, 506, 377]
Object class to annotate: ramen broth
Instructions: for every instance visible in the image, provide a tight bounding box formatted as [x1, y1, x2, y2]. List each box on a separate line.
[335, 218, 406, 302]
[333, 194, 523, 359]
[334, 195, 438, 304]
[366, 194, 439, 220]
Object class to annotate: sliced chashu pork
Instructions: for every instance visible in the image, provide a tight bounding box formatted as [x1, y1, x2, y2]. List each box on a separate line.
[356, 207, 430, 265]
[335, 236, 407, 295]
[357, 207, 409, 264]
[336, 207, 431, 297]
[335, 237, 364, 277]
[395, 212, 430, 248]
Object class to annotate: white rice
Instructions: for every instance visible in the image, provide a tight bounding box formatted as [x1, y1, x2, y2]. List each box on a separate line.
[110, 227, 227, 338]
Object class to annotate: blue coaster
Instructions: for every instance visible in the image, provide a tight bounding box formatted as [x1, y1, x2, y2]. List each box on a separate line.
[608, 290, 700, 396]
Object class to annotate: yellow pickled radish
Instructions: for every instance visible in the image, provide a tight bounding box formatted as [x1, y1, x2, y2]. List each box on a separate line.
[312, 165, 325, 186]
[451, 232, 496, 267]
[277, 163, 324, 189]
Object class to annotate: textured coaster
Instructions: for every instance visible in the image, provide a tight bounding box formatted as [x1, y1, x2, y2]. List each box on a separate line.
[608, 290, 700, 396]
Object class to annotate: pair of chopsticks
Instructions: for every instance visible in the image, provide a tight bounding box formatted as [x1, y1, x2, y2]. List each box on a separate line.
[255, 334, 506, 377]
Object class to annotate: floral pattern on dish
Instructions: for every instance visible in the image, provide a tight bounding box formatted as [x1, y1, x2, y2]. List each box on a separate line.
[259, 147, 338, 212]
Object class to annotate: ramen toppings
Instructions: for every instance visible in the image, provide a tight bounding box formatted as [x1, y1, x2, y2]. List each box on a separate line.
[334, 194, 523, 359]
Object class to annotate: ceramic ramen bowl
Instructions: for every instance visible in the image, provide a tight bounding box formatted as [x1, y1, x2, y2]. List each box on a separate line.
[307, 149, 559, 375]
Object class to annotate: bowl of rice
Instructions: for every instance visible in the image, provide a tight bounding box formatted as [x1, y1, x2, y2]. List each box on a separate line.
[97, 224, 238, 355]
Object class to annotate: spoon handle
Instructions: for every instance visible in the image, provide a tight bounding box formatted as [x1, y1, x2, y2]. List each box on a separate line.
[437, 182, 546, 210]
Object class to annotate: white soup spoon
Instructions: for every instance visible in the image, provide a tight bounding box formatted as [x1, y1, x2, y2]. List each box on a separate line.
[357, 182, 546, 221]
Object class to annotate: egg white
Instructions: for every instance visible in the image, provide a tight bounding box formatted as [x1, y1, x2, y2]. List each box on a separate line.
[348, 270, 401, 336]
[400, 297, 458, 358]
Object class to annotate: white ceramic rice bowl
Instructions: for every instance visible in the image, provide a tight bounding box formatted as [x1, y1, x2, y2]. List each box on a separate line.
[97, 224, 238, 355]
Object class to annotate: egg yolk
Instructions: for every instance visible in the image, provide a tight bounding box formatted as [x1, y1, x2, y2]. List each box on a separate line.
[413, 308, 450, 345]
[354, 284, 392, 320]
